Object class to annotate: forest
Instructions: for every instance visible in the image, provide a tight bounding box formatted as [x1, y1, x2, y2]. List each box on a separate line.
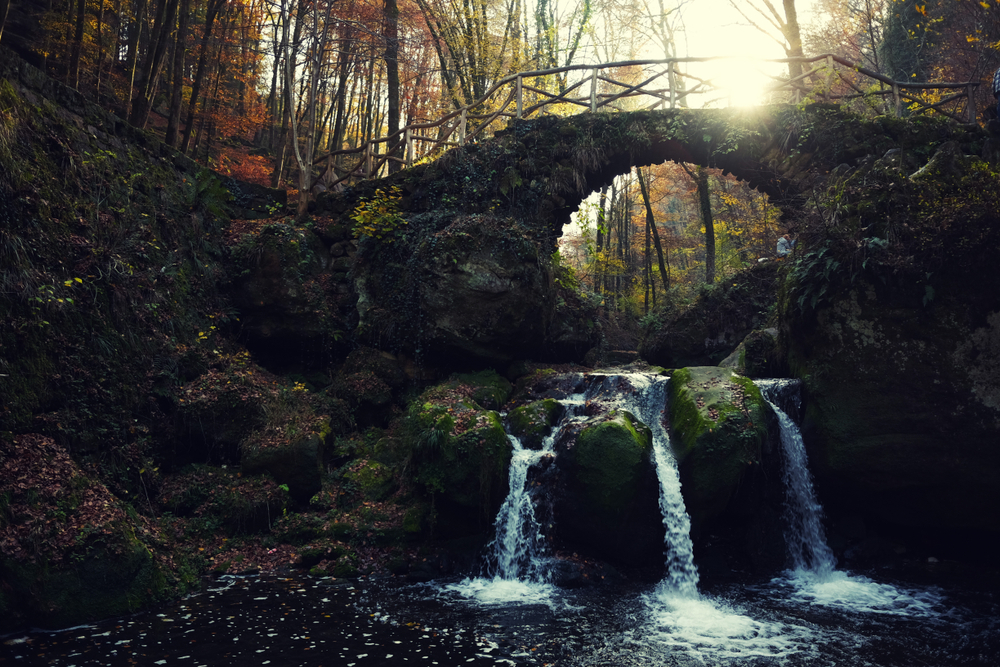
[3, 0, 1000, 647]
[3, 0, 1000, 334]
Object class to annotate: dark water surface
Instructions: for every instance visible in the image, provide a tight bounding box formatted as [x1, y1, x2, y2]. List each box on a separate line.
[3, 569, 999, 666]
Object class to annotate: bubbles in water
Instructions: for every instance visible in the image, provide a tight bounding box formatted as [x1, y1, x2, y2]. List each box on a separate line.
[439, 578, 560, 607]
[640, 585, 816, 663]
[770, 569, 945, 617]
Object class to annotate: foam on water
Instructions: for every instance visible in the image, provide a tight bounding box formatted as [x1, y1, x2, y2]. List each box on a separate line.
[439, 577, 560, 607]
[770, 569, 945, 617]
[640, 585, 820, 662]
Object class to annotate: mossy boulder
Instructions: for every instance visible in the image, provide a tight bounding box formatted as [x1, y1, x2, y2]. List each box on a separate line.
[242, 431, 326, 505]
[453, 369, 513, 410]
[718, 328, 783, 378]
[779, 145, 1000, 553]
[157, 466, 290, 535]
[398, 379, 513, 533]
[552, 409, 663, 565]
[330, 346, 409, 427]
[352, 211, 599, 366]
[0, 435, 175, 631]
[668, 367, 768, 526]
[227, 218, 349, 372]
[342, 459, 396, 501]
[640, 262, 780, 368]
[506, 399, 563, 449]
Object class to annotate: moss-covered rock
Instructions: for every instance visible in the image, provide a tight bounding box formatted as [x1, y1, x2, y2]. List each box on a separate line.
[0, 435, 176, 631]
[718, 328, 783, 378]
[668, 367, 768, 526]
[227, 218, 349, 371]
[564, 410, 651, 517]
[550, 407, 663, 566]
[640, 262, 780, 368]
[779, 137, 1000, 551]
[395, 378, 513, 533]
[342, 459, 396, 502]
[157, 466, 290, 535]
[506, 399, 563, 449]
[784, 282, 1000, 536]
[453, 369, 513, 410]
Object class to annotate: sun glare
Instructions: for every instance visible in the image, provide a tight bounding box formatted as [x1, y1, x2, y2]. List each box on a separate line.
[705, 58, 775, 108]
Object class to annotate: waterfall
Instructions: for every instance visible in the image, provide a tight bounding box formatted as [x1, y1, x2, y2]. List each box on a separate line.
[586, 373, 699, 597]
[485, 434, 555, 582]
[627, 375, 700, 597]
[483, 391, 586, 583]
[756, 379, 836, 577]
[482, 372, 699, 595]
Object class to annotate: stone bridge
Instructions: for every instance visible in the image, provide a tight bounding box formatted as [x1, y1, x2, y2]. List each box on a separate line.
[310, 105, 988, 367]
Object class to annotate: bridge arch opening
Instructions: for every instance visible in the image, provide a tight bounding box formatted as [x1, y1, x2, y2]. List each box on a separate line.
[557, 158, 786, 317]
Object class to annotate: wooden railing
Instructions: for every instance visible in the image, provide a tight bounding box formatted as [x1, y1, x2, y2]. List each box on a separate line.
[314, 54, 981, 191]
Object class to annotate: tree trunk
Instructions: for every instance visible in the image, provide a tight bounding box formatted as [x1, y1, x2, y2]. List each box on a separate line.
[123, 0, 150, 114]
[637, 167, 670, 296]
[165, 0, 190, 147]
[131, 0, 180, 128]
[180, 0, 226, 155]
[69, 0, 86, 89]
[696, 167, 715, 284]
[782, 0, 804, 82]
[384, 0, 401, 172]
[0, 0, 10, 46]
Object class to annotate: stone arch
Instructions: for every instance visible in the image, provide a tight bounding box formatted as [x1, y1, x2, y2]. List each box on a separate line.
[317, 105, 986, 367]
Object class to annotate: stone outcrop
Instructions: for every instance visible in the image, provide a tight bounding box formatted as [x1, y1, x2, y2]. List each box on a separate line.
[780, 138, 1000, 547]
[641, 262, 780, 368]
[550, 408, 663, 567]
[668, 367, 769, 525]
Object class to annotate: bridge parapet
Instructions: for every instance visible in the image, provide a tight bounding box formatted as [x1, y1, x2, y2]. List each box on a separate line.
[315, 55, 982, 192]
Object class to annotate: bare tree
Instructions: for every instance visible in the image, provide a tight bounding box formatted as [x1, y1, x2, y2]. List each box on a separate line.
[729, 0, 805, 82]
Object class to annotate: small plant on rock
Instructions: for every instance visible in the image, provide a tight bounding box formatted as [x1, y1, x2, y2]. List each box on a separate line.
[351, 186, 406, 242]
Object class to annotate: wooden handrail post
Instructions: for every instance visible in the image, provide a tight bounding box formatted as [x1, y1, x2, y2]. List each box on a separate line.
[893, 83, 901, 116]
[590, 68, 598, 112]
[668, 63, 676, 109]
[825, 55, 834, 103]
[405, 128, 412, 168]
[967, 83, 977, 123]
[459, 109, 467, 146]
[516, 76, 523, 119]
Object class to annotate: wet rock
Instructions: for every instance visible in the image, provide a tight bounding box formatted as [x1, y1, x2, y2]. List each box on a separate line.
[506, 399, 564, 450]
[551, 409, 663, 567]
[668, 367, 768, 527]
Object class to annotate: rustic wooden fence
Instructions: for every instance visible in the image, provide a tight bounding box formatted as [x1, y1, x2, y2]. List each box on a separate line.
[314, 54, 981, 191]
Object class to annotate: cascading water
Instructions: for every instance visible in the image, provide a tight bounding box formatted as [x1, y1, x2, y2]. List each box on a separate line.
[611, 374, 699, 597]
[450, 372, 703, 601]
[755, 378, 836, 577]
[755, 378, 943, 617]
[442, 390, 587, 604]
[485, 433, 556, 583]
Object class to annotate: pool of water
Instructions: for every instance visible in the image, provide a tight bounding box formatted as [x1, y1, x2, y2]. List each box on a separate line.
[3, 568, 998, 666]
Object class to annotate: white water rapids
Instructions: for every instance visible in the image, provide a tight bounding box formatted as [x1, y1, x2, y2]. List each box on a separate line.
[434, 372, 955, 665]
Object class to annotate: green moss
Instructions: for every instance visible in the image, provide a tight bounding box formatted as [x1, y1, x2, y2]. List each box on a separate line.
[570, 410, 651, 517]
[343, 460, 396, 501]
[454, 370, 513, 409]
[668, 367, 767, 523]
[506, 399, 562, 449]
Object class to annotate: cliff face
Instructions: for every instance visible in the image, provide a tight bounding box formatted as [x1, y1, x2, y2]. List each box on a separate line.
[780, 138, 1000, 555]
